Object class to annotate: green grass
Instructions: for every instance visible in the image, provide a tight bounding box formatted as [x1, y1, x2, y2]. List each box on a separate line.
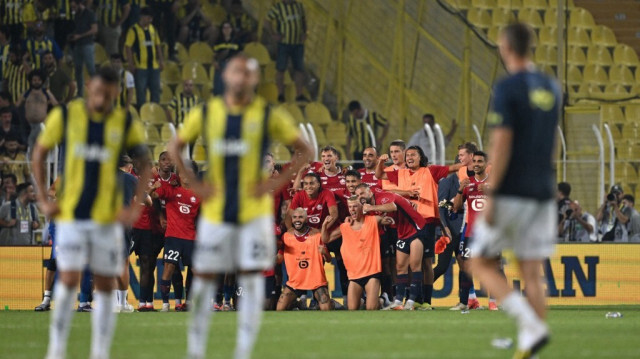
[1, 306, 639, 358]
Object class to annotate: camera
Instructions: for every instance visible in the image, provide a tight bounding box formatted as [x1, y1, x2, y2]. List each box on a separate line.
[607, 185, 622, 202]
[565, 209, 573, 217]
[607, 193, 616, 202]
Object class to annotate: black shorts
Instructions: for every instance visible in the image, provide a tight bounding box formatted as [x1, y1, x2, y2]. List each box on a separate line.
[123, 228, 134, 259]
[459, 236, 472, 259]
[285, 285, 329, 298]
[421, 223, 436, 259]
[46, 257, 57, 271]
[163, 237, 195, 266]
[276, 43, 304, 72]
[132, 229, 164, 257]
[380, 228, 396, 258]
[351, 273, 382, 289]
[395, 234, 420, 255]
[326, 237, 342, 254]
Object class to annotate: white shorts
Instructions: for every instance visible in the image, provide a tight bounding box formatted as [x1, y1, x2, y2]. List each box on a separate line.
[55, 221, 125, 276]
[471, 197, 556, 260]
[193, 216, 275, 273]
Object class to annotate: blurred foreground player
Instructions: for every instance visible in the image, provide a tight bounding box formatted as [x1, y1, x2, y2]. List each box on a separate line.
[169, 54, 313, 359]
[470, 23, 561, 359]
[32, 66, 149, 359]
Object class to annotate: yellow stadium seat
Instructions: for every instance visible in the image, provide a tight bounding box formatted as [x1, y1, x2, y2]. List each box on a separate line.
[334, 146, 348, 162]
[160, 83, 173, 105]
[305, 102, 333, 126]
[257, 83, 279, 105]
[591, 25, 617, 48]
[188, 42, 214, 66]
[517, 8, 543, 29]
[175, 42, 189, 64]
[583, 64, 608, 86]
[181, 61, 209, 85]
[613, 44, 639, 67]
[471, 0, 496, 9]
[609, 64, 635, 86]
[604, 84, 633, 99]
[487, 26, 503, 44]
[95, 43, 108, 65]
[325, 122, 348, 147]
[497, 0, 522, 8]
[192, 144, 207, 162]
[567, 65, 582, 87]
[160, 123, 175, 141]
[128, 106, 140, 122]
[270, 142, 291, 162]
[202, 3, 227, 25]
[538, 26, 557, 46]
[522, 0, 547, 10]
[280, 103, 305, 124]
[586, 45, 613, 66]
[548, 0, 574, 7]
[543, 8, 557, 27]
[284, 83, 297, 103]
[537, 64, 556, 77]
[140, 103, 167, 125]
[243, 42, 271, 66]
[567, 45, 586, 66]
[161, 61, 181, 86]
[569, 7, 595, 29]
[262, 61, 292, 84]
[568, 27, 591, 47]
[145, 125, 161, 144]
[201, 81, 213, 101]
[575, 83, 602, 98]
[625, 105, 640, 122]
[534, 45, 557, 66]
[492, 8, 515, 27]
[312, 126, 328, 146]
[153, 146, 167, 162]
[467, 8, 492, 30]
[602, 104, 626, 125]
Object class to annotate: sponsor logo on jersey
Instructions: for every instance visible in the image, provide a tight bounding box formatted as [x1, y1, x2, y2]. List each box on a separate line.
[73, 144, 112, 162]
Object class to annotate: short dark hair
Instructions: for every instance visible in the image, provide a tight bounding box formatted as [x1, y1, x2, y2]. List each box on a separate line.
[0, 107, 11, 115]
[110, 53, 124, 61]
[557, 182, 571, 197]
[95, 65, 119, 84]
[28, 69, 44, 83]
[118, 154, 132, 167]
[423, 113, 435, 121]
[406, 145, 429, 167]
[348, 100, 361, 112]
[321, 145, 339, 158]
[622, 194, 635, 205]
[302, 172, 322, 189]
[389, 139, 406, 151]
[458, 142, 478, 154]
[16, 182, 32, 195]
[344, 170, 361, 180]
[2, 173, 17, 185]
[140, 7, 153, 17]
[501, 23, 535, 57]
[158, 151, 168, 160]
[363, 146, 378, 155]
[473, 150, 488, 161]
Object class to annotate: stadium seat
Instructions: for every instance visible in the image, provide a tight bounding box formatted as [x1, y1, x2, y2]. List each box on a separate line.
[201, 81, 213, 101]
[160, 123, 175, 141]
[181, 61, 209, 85]
[270, 142, 291, 162]
[548, 0, 574, 7]
[128, 106, 140, 122]
[569, 7, 595, 29]
[257, 83, 279, 104]
[496, 0, 522, 8]
[325, 122, 348, 147]
[471, 0, 496, 9]
[537, 64, 556, 77]
[467, 8, 492, 30]
[567, 46, 586, 66]
[161, 61, 181, 86]
[145, 125, 162, 144]
[95, 43, 108, 65]
[188, 42, 214, 66]
[140, 103, 167, 125]
[601, 104, 626, 125]
[609, 64, 635, 87]
[280, 103, 305, 124]
[574, 83, 602, 98]
[583, 64, 608, 86]
[202, 3, 227, 25]
[626, 105, 640, 123]
[487, 26, 503, 44]
[312, 126, 328, 146]
[175, 43, 189, 64]
[160, 83, 173, 105]
[263, 61, 292, 84]
[153, 146, 166, 161]
[538, 26, 557, 46]
[243, 42, 271, 66]
[591, 25, 617, 48]
[491, 8, 515, 27]
[586, 45, 613, 66]
[192, 144, 207, 162]
[613, 44, 639, 67]
[543, 8, 557, 27]
[534, 45, 557, 66]
[305, 102, 333, 126]
[568, 27, 591, 47]
[622, 123, 638, 140]
[284, 83, 298, 103]
[522, 0, 547, 10]
[517, 8, 544, 29]
[567, 64, 583, 87]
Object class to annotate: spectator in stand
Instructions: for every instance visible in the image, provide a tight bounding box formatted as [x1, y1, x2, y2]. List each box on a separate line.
[69, 0, 97, 97]
[122, 0, 141, 36]
[212, 21, 241, 96]
[0, 27, 11, 90]
[43, 51, 75, 104]
[622, 195, 640, 242]
[24, 21, 63, 69]
[166, 79, 199, 126]
[4, 46, 31, 104]
[0, 182, 39, 245]
[149, 0, 177, 60]
[177, 0, 215, 46]
[0, 173, 17, 205]
[97, 0, 131, 56]
[2, 0, 27, 45]
[596, 185, 630, 242]
[0, 107, 26, 149]
[16, 69, 58, 149]
[346, 100, 389, 163]
[125, 7, 164, 106]
[267, 0, 308, 103]
[1, 134, 30, 184]
[110, 53, 134, 109]
[408, 114, 458, 164]
[557, 182, 572, 223]
[559, 200, 597, 243]
[226, 0, 255, 45]
[53, 0, 76, 51]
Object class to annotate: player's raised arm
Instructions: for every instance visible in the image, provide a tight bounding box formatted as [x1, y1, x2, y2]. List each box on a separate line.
[320, 215, 340, 243]
[453, 178, 470, 212]
[375, 154, 390, 180]
[254, 136, 313, 197]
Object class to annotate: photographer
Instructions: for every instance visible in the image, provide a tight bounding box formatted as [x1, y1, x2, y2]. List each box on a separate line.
[559, 200, 597, 242]
[596, 185, 630, 242]
[557, 182, 572, 223]
[622, 195, 640, 242]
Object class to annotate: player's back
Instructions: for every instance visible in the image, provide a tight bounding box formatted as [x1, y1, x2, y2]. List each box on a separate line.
[490, 70, 561, 200]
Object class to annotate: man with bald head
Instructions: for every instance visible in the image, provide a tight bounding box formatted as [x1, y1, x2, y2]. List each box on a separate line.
[170, 54, 313, 359]
[277, 208, 332, 311]
[167, 79, 200, 127]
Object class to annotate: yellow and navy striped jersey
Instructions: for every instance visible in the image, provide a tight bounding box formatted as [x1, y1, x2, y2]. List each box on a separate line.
[2, 0, 27, 25]
[25, 37, 63, 69]
[178, 96, 300, 224]
[168, 93, 199, 126]
[97, 0, 129, 26]
[267, 0, 306, 45]
[55, 0, 73, 19]
[37, 99, 147, 224]
[4, 62, 29, 103]
[347, 110, 388, 152]
[226, 13, 255, 32]
[124, 23, 161, 70]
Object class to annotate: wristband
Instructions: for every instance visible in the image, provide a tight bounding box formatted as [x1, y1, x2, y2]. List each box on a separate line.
[457, 190, 463, 194]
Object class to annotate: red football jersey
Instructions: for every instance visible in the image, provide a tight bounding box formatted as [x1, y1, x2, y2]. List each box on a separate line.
[290, 189, 337, 229]
[132, 172, 179, 231]
[358, 168, 382, 191]
[462, 176, 489, 238]
[155, 185, 200, 240]
[308, 163, 345, 192]
[372, 191, 426, 240]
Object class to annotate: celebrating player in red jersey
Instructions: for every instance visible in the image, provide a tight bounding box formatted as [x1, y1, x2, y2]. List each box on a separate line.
[277, 208, 332, 311]
[315, 146, 346, 192]
[359, 147, 381, 190]
[150, 160, 201, 312]
[287, 172, 338, 230]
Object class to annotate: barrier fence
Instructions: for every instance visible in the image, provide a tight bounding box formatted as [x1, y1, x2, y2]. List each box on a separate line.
[1, 243, 638, 310]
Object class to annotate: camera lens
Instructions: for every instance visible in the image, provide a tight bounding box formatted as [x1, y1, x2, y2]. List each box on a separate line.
[607, 193, 615, 201]
[565, 209, 573, 217]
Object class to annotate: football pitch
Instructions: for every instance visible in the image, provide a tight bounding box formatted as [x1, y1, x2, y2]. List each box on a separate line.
[1, 306, 639, 359]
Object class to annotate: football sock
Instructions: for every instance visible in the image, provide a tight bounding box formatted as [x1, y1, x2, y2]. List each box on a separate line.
[469, 284, 477, 300]
[172, 270, 184, 302]
[117, 290, 128, 307]
[489, 297, 496, 304]
[224, 284, 234, 305]
[160, 279, 171, 304]
[395, 274, 408, 302]
[187, 277, 216, 358]
[336, 259, 349, 298]
[185, 268, 193, 302]
[90, 291, 116, 359]
[42, 290, 52, 305]
[235, 273, 264, 359]
[80, 270, 92, 303]
[423, 284, 433, 305]
[46, 284, 75, 358]
[409, 272, 422, 302]
[459, 271, 472, 305]
[502, 291, 540, 327]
